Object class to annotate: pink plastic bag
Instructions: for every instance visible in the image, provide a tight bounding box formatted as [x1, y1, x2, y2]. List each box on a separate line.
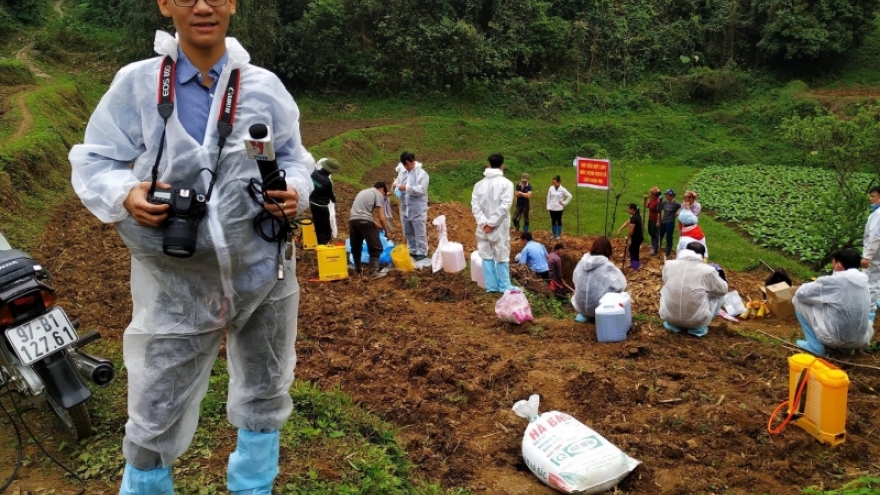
[495, 289, 533, 324]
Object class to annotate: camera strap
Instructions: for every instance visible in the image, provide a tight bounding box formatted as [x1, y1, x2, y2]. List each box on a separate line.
[150, 55, 242, 200]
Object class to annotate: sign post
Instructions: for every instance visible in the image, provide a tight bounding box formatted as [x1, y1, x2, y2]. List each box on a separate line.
[573, 157, 611, 236]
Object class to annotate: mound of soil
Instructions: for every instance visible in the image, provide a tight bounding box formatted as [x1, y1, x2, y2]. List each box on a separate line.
[20, 192, 880, 495]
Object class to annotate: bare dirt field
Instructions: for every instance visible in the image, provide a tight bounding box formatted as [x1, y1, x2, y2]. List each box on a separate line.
[2, 120, 880, 494]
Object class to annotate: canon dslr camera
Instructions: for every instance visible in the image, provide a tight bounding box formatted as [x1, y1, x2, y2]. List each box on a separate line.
[148, 187, 207, 258]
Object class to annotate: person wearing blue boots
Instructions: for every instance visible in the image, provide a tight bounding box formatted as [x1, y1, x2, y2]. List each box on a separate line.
[659, 243, 727, 337]
[70, 0, 313, 493]
[793, 249, 874, 357]
[472, 153, 515, 293]
[546, 175, 572, 240]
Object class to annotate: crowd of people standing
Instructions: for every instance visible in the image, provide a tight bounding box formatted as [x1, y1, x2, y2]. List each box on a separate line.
[308, 155, 877, 361]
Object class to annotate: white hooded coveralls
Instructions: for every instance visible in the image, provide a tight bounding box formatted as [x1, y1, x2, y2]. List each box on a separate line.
[397, 161, 430, 256]
[863, 207, 880, 305]
[793, 269, 874, 348]
[472, 168, 514, 262]
[571, 254, 626, 317]
[659, 250, 728, 329]
[69, 33, 315, 469]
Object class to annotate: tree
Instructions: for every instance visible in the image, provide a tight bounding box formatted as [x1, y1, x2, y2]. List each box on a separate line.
[229, 0, 278, 68]
[753, 0, 880, 60]
[781, 104, 880, 266]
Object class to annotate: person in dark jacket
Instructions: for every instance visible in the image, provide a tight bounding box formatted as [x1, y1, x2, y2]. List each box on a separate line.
[616, 203, 644, 270]
[309, 158, 340, 244]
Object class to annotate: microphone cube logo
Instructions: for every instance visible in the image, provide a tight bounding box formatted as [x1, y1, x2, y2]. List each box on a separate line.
[245, 137, 276, 161]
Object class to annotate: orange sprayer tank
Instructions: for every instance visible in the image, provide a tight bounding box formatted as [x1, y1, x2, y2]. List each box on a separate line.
[787, 353, 849, 446]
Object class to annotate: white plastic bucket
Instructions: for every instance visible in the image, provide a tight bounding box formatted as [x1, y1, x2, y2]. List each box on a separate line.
[470, 250, 485, 289]
[441, 242, 466, 273]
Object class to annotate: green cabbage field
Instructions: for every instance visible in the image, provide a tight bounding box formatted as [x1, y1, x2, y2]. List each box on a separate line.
[690, 164, 874, 264]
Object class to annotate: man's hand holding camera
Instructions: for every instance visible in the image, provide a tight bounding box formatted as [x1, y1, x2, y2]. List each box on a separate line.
[125, 181, 170, 228]
[263, 187, 299, 219]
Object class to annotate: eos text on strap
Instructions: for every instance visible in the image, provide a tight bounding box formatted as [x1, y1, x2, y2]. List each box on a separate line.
[147, 55, 241, 258]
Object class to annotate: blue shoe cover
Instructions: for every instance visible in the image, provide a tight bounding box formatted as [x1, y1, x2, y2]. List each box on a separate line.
[575, 313, 588, 323]
[796, 339, 826, 357]
[482, 259, 499, 292]
[495, 262, 512, 292]
[228, 429, 280, 494]
[687, 326, 709, 337]
[663, 321, 682, 333]
[120, 464, 173, 495]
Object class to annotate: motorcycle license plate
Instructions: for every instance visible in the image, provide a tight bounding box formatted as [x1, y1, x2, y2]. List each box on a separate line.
[5, 308, 78, 366]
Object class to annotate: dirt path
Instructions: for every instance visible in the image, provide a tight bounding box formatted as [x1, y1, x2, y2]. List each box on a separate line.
[8, 41, 51, 142]
[9, 92, 34, 142]
[14, 44, 51, 80]
[5, 2, 64, 145]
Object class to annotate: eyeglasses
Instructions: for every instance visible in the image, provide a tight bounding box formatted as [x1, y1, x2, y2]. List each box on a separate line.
[173, 0, 227, 7]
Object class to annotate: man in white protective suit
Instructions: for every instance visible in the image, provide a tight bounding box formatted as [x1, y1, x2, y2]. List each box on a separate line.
[392, 151, 430, 260]
[68, 0, 315, 493]
[472, 153, 515, 292]
[794, 248, 874, 357]
[659, 243, 728, 337]
[861, 185, 880, 309]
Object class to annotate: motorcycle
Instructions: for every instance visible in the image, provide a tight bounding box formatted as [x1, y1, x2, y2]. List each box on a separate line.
[0, 232, 114, 440]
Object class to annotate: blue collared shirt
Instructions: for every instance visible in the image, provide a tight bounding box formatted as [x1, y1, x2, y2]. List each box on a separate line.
[519, 240, 549, 273]
[175, 48, 229, 144]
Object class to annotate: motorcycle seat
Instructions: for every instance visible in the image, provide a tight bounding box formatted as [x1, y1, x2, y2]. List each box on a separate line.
[0, 249, 36, 287]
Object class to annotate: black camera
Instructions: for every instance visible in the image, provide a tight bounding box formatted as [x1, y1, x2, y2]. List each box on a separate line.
[148, 187, 208, 258]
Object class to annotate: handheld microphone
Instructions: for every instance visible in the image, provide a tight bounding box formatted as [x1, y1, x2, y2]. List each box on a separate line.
[246, 124, 287, 191]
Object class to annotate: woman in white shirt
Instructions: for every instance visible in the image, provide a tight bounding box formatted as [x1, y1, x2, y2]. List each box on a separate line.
[547, 175, 573, 240]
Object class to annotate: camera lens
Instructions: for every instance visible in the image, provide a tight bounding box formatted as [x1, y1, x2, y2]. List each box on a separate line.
[163, 217, 199, 258]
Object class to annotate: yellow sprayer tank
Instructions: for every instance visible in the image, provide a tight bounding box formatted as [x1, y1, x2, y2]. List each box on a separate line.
[316, 245, 349, 281]
[787, 353, 849, 446]
[300, 222, 318, 250]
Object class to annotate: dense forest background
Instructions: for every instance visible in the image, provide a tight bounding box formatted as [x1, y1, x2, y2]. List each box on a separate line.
[4, 0, 880, 92]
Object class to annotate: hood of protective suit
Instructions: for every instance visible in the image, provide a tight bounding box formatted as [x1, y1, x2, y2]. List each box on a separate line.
[681, 224, 704, 240]
[659, 250, 728, 329]
[793, 269, 873, 348]
[472, 168, 514, 262]
[69, 31, 315, 333]
[679, 210, 698, 226]
[571, 254, 626, 317]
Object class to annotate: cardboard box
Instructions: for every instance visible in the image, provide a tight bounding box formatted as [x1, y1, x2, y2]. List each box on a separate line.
[762, 282, 796, 318]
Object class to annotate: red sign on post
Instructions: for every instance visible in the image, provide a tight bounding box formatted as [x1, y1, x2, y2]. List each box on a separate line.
[574, 157, 610, 190]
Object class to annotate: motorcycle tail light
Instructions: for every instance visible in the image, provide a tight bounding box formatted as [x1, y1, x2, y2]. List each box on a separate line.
[0, 305, 12, 326]
[11, 290, 58, 309]
[0, 290, 57, 325]
[38, 289, 58, 308]
[10, 294, 38, 308]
